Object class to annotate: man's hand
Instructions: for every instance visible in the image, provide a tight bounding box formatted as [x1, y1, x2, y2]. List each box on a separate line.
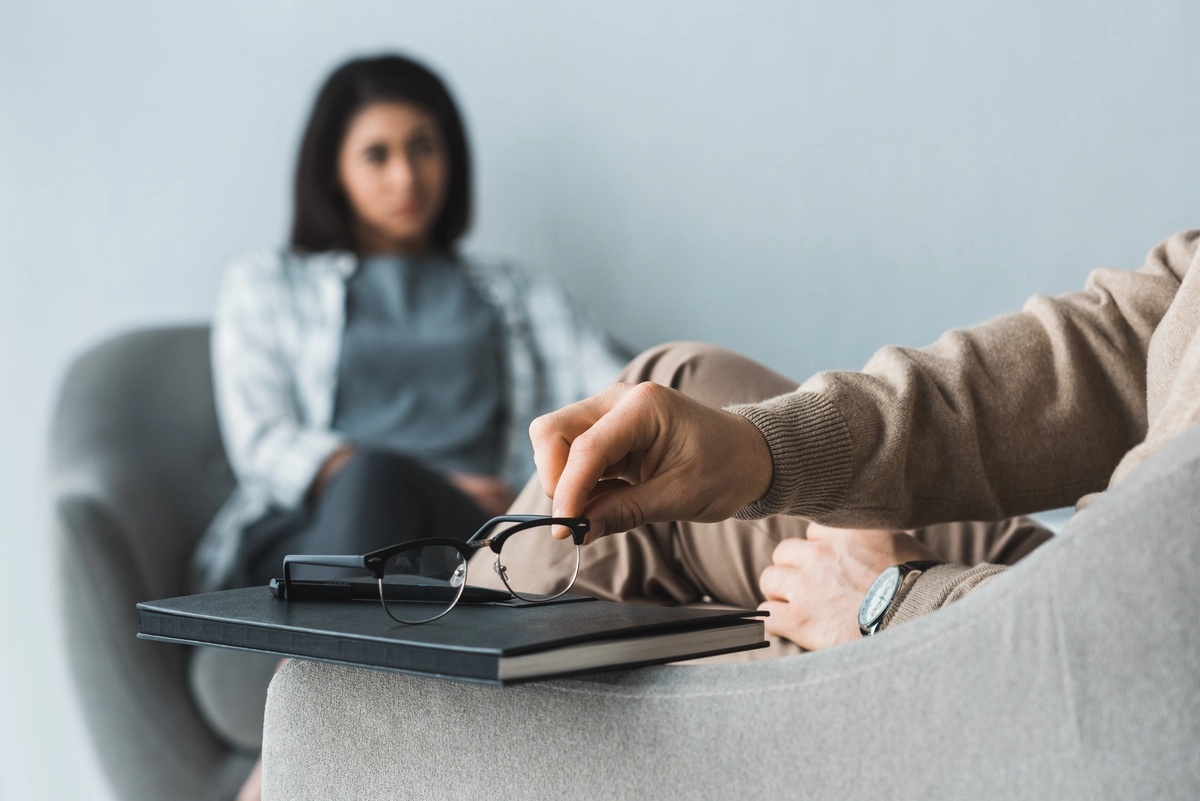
[529, 382, 774, 541]
[757, 523, 942, 650]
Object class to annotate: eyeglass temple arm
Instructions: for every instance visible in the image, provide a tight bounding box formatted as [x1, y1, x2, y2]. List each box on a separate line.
[467, 515, 591, 547]
[465, 515, 547, 543]
[282, 554, 370, 587]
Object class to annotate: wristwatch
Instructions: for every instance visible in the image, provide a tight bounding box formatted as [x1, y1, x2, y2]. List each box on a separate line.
[858, 560, 943, 636]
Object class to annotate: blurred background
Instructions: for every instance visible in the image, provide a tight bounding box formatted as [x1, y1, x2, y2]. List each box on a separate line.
[1, 0, 1196, 797]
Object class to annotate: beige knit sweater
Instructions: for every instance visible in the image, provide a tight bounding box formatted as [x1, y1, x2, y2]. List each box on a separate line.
[730, 230, 1200, 623]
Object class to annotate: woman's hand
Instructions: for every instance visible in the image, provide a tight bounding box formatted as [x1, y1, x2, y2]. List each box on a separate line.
[757, 523, 942, 650]
[447, 473, 517, 517]
[308, 445, 356, 501]
[528, 381, 774, 541]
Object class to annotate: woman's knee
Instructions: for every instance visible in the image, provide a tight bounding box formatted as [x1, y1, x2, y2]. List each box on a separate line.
[334, 447, 427, 487]
[317, 448, 432, 527]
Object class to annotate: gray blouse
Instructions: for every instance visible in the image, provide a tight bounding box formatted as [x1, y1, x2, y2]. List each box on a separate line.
[332, 254, 505, 476]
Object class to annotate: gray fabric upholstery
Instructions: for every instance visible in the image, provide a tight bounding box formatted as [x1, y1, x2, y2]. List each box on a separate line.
[263, 423, 1200, 800]
[48, 326, 259, 801]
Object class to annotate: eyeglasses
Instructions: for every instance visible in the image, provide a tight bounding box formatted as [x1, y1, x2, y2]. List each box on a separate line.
[281, 514, 590, 624]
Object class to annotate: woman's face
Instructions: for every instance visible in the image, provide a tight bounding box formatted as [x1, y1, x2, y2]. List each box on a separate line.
[337, 101, 450, 255]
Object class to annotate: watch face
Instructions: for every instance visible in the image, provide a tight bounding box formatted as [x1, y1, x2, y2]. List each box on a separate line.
[858, 566, 901, 628]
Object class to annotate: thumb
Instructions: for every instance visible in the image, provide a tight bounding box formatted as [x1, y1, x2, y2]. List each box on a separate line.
[578, 475, 689, 540]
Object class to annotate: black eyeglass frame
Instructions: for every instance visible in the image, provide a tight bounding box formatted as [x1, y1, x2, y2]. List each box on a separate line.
[281, 514, 591, 624]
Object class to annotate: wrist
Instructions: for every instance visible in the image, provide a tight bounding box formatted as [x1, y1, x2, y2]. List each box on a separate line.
[730, 412, 774, 511]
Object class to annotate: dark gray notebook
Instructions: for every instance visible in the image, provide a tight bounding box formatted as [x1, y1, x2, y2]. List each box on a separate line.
[137, 586, 768, 685]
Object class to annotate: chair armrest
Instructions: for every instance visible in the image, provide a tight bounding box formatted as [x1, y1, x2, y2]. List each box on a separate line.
[56, 493, 251, 801]
[263, 426, 1200, 800]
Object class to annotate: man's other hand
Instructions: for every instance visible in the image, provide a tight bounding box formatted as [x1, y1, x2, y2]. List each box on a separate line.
[757, 523, 941, 650]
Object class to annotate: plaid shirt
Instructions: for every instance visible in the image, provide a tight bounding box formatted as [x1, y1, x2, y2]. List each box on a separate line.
[190, 249, 630, 592]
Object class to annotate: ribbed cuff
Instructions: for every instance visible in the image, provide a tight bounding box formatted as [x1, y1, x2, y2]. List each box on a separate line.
[881, 563, 1008, 630]
[725, 391, 852, 519]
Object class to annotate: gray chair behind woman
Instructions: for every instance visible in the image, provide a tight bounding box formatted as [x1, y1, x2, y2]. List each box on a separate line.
[48, 325, 256, 801]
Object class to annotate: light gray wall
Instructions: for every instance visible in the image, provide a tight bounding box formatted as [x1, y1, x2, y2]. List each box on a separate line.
[2, 1, 1196, 798]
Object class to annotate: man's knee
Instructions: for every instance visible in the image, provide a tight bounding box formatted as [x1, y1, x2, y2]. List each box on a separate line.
[619, 342, 798, 407]
[621, 341, 744, 387]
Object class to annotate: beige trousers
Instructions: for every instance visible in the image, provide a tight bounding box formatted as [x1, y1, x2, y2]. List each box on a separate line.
[471, 343, 1053, 655]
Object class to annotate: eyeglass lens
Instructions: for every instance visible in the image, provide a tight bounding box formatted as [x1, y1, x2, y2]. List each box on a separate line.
[491, 523, 580, 602]
[379, 543, 468, 624]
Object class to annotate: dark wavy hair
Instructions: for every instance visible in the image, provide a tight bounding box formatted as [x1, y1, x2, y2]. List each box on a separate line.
[290, 54, 472, 255]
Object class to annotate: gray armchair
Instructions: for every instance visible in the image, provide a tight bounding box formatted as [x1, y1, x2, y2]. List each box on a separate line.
[261, 425, 1200, 799]
[48, 326, 264, 801]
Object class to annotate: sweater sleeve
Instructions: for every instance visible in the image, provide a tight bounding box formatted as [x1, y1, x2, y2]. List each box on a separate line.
[212, 253, 345, 509]
[728, 231, 1198, 528]
[878, 564, 1007, 630]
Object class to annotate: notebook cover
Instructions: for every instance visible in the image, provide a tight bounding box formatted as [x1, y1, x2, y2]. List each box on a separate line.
[137, 586, 767, 684]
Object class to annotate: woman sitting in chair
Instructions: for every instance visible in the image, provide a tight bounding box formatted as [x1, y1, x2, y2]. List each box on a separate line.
[192, 53, 627, 598]
[189, 53, 628, 800]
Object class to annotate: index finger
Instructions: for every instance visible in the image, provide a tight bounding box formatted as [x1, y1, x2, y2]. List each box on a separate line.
[529, 384, 634, 502]
[550, 385, 661, 523]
